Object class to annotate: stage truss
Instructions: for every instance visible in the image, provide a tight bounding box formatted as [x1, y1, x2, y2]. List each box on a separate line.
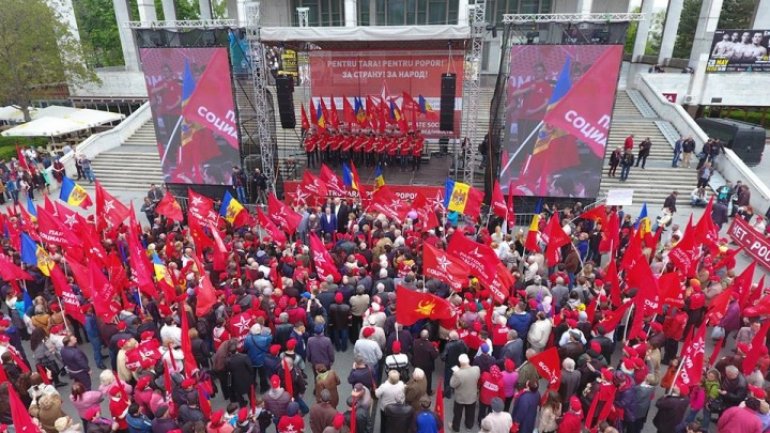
[126, 19, 237, 29]
[502, 13, 645, 24]
[461, 0, 486, 185]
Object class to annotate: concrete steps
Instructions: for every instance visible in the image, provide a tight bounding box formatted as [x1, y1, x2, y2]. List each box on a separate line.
[90, 119, 164, 190]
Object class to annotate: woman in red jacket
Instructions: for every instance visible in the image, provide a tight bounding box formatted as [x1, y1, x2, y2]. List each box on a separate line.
[477, 365, 505, 425]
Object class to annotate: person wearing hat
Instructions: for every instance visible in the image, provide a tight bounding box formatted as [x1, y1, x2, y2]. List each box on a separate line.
[125, 403, 152, 433]
[150, 405, 178, 433]
[109, 321, 134, 371]
[264, 374, 292, 422]
[353, 327, 383, 381]
[107, 386, 130, 433]
[263, 344, 283, 379]
[277, 402, 304, 433]
[224, 341, 254, 406]
[449, 353, 481, 431]
[307, 323, 335, 381]
[328, 291, 352, 352]
[206, 409, 234, 433]
[315, 363, 342, 409]
[652, 384, 690, 433]
[309, 389, 337, 433]
[558, 396, 584, 433]
[83, 407, 116, 433]
[60, 335, 91, 390]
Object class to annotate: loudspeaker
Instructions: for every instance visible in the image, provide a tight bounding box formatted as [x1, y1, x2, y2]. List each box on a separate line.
[275, 75, 296, 129]
[440, 73, 456, 131]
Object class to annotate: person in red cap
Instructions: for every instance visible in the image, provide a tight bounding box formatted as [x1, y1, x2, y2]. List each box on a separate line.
[328, 291, 352, 352]
[83, 406, 116, 433]
[277, 402, 304, 433]
[263, 344, 282, 379]
[206, 409, 233, 433]
[108, 386, 130, 432]
[662, 307, 688, 365]
[558, 396, 584, 433]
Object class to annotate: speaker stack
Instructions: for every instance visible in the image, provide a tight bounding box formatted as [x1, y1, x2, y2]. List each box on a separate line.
[439, 73, 456, 132]
[275, 75, 296, 129]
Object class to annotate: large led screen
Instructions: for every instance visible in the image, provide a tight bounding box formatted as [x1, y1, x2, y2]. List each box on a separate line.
[500, 45, 623, 198]
[140, 47, 240, 185]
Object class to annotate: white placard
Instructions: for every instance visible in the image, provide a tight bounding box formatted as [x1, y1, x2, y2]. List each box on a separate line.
[606, 189, 634, 206]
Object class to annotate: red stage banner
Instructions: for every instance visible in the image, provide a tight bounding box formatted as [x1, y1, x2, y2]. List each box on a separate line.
[309, 50, 464, 138]
[727, 216, 770, 271]
[283, 181, 444, 207]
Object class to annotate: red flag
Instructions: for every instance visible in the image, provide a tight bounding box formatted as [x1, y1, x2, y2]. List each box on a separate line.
[710, 338, 725, 367]
[0, 255, 33, 281]
[543, 46, 623, 158]
[658, 273, 685, 309]
[395, 285, 453, 326]
[88, 260, 120, 322]
[8, 378, 42, 433]
[706, 287, 732, 325]
[743, 320, 770, 375]
[155, 191, 183, 222]
[626, 258, 660, 314]
[748, 276, 766, 308]
[620, 228, 643, 271]
[366, 96, 378, 131]
[15, 146, 30, 172]
[328, 96, 340, 128]
[250, 384, 257, 415]
[198, 387, 211, 419]
[163, 360, 174, 397]
[411, 193, 440, 230]
[297, 170, 328, 204]
[694, 197, 718, 248]
[675, 321, 707, 389]
[734, 261, 757, 310]
[579, 205, 607, 227]
[310, 99, 320, 129]
[127, 216, 158, 299]
[435, 380, 445, 433]
[596, 300, 633, 332]
[257, 208, 287, 246]
[37, 205, 80, 248]
[483, 262, 514, 305]
[423, 243, 469, 291]
[543, 213, 571, 266]
[96, 181, 130, 228]
[189, 219, 215, 252]
[506, 181, 515, 229]
[447, 233, 500, 288]
[525, 215, 541, 252]
[490, 180, 507, 218]
[669, 215, 697, 274]
[342, 96, 356, 126]
[178, 302, 198, 376]
[599, 212, 620, 254]
[267, 194, 302, 235]
[65, 255, 92, 298]
[309, 233, 341, 282]
[300, 104, 310, 131]
[43, 196, 57, 217]
[192, 254, 217, 317]
[319, 164, 346, 196]
[350, 402, 357, 433]
[49, 264, 86, 325]
[530, 347, 561, 390]
[283, 358, 294, 397]
[54, 202, 80, 232]
[181, 49, 238, 148]
[369, 186, 410, 223]
[604, 259, 621, 307]
[207, 221, 228, 272]
[188, 189, 218, 227]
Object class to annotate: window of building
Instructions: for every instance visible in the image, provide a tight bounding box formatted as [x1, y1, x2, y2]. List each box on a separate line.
[485, 0, 552, 23]
[365, 0, 459, 25]
[292, 0, 344, 26]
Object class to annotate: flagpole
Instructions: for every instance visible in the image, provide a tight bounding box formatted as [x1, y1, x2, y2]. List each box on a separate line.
[622, 304, 634, 343]
[161, 117, 184, 168]
[500, 121, 543, 176]
[56, 296, 71, 333]
[668, 354, 688, 395]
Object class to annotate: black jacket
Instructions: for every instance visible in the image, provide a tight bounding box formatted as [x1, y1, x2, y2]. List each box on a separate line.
[411, 338, 438, 371]
[653, 396, 689, 432]
[383, 403, 415, 433]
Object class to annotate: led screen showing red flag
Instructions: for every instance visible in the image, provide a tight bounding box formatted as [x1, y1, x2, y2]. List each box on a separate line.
[499, 45, 623, 199]
[140, 47, 240, 185]
[310, 50, 464, 138]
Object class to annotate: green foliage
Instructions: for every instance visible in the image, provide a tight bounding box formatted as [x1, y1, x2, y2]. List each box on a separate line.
[212, 0, 227, 18]
[673, 0, 758, 60]
[0, 0, 98, 121]
[0, 137, 50, 160]
[624, 7, 665, 57]
[624, 7, 640, 55]
[74, 0, 124, 67]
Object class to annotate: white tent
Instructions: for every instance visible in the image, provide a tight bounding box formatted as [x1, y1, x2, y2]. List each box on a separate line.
[0, 106, 39, 123]
[0, 105, 125, 137]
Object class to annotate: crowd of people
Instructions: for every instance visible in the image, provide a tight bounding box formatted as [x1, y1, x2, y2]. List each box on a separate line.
[0, 143, 767, 433]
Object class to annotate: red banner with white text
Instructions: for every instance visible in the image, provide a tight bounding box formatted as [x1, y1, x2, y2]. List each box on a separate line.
[283, 181, 444, 208]
[310, 50, 464, 138]
[727, 216, 770, 271]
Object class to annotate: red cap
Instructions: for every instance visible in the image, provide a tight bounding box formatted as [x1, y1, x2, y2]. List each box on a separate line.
[210, 409, 224, 426]
[238, 407, 249, 422]
[622, 358, 636, 370]
[468, 303, 478, 312]
[363, 327, 375, 338]
[141, 331, 154, 340]
[750, 385, 767, 399]
[392, 340, 401, 354]
[333, 413, 345, 429]
[136, 376, 152, 390]
[567, 319, 578, 328]
[117, 339, 127, 349]
[0, 335, 9, 344]
[472, 321, 482, 332]
[269, 344, 281, 356]
[650, 322, 663, 332]
[504, 358, 515, 372]
[50, 303, 61, 312]
[570, 396, 582, 411]
[0, 319, 9, 328]
[116, 321, 127, 331]
[590, 341, 601, 353]
[288, 297, 297, 307]
[181, 378, 195, 388]
[286, 339, 297, 350]
[109, 386, 122, 397]
[335, 292, 344, 303]
[633, 357, 646, 369]
[737, 343, 751, 355]
[270, 375, 281, 389]
[49, 324, 65, 335]
[601, 368, 613, 381]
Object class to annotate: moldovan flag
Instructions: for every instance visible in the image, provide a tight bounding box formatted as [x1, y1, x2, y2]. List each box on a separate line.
[423, 243, 469, 291]
[181, 49, 239, 148]
[490, 180, 507, 218]
[443, 179, 482, 219]
[542, 45, 624, 158]
[219, 190, 249, 228]
[309, 232, 341, 282]
[59, 177, 92, 209]
[155, 191, 184, 222]
[530, 347, 562, 391]
[20, 233, 53, 276]
[342, 161, 361, 192]
[525, 215, 541, 252]
[395, 285, 453, 325]
[267, 194, 302, 235]
[543, 213, 571, 267]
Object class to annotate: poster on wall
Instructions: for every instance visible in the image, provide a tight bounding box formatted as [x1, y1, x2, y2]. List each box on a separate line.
[499, 45, 624, 199]
[707, 29, 770, 72]
[309, 50, 464, 138]
[140, 47, 241, 185]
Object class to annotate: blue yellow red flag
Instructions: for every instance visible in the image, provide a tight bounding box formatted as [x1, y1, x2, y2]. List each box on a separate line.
[443, 178, 483, 219]
[151, 252, 173, 284]
[26, 196, 37, 221]
[20, 232, 53, 276]
[634, 202, 651, 236]
[59, 177, 93, 209]
[374, 164, 385, 191]
[180, 59, 197, 147]
[342, 162, 360, 192]
[219, 190, 246, 225]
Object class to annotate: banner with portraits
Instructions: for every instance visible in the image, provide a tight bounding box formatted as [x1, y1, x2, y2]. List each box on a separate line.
[707, 29, 770, 72]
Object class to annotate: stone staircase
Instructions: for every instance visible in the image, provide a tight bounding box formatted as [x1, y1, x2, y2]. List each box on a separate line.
[598, 90, 703, 206]
[90, 120, 164, 191]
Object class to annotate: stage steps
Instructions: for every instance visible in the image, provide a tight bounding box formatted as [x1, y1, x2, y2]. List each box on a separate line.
[598, 90, 709, 208]
[88, 120, 164, 191]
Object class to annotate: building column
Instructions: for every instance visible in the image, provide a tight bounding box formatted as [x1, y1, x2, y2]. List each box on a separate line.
[48, 0, 81, 44]
[237, 0, 248, 26]
[577, 0, 592, 16]
[753, 0, 770, 28]
[344, 0, 357, 26]
[658, 0, 684, 65]
[199, 0, 212, 20]
[227, 0, 238, 19]
[137, 0, 157, 24]
[458, 0, 469, 26]
[161, 0, 176, 21]
[113, 0, 139, 71]
[688, 0, 723, 67]
[632, 0, 656, 62]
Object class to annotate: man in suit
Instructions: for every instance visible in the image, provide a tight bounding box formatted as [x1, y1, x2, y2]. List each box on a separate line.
[320, 207, 337, 238]
[333, 198, 349, 234]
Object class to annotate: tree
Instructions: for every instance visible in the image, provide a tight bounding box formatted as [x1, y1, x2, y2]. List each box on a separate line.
[0, 0, 97, 121]
[624, 7, 665, 57]
[672, 0, 758, 60]
[718, 0, 757, 28]
[74, 0, 124, 67]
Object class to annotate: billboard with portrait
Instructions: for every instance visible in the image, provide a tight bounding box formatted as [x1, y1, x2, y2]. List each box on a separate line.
[499, 45, 624, 198]
[140, 47, 241, 185]
[707, 29, 770, 72]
